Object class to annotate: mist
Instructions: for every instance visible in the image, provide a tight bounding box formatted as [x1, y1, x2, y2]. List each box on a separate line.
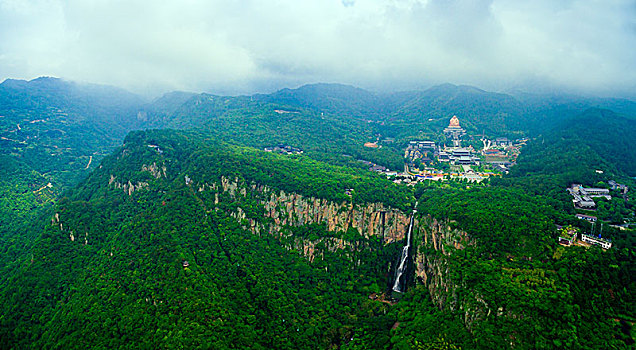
[1, 0, 634, 97]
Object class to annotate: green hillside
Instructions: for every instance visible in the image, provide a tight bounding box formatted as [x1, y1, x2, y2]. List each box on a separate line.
[497, 108, 636, 220]
[0, 79, 634, 349]
[0, 129, 411, 349]
[2, 128, 634, 349]
[0, 78, 147, 246]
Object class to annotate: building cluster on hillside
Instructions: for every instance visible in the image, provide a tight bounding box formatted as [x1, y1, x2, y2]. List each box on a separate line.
[494, 137, 513, 147]
[490, 161, 514, 172]
[404, 141, 435, 166]
[399, 115, 526, 182]
[438, 147, 481, 166]
[480, 136, 525, 172]
[357, 159, 397, 177]
[408, 140, 436, 150]
[372, 115, 527, 183]
[482, 148, 505, 157]
[561, 181, 630, 250]
[391, 174, 418, 185]
[557, 225, 612, 250]
[264, 145, 303, 155]
[608, 180, 629, 194]
[567, 184, 611, 210]
[407, 118, 493, 168]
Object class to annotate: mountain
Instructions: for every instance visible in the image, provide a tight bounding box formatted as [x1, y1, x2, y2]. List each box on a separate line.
[255, 83, 385, 119]
[492, 108, 636, 228]
[253, 82, 636, 139]
[2, 128, 632, 349]
[0, 129, 413, 349]
[511, 92, 636, 134]
[0, 77, 146, 248]
[552, 108, 636, 176]
[0, 78, 634, 349]
[0, 77, 147, 170]
[138, 90, 405, 171]
[382, 84, 526, 137]
[505, 108, 636, 185]
[253, 83, 527, 137]
[136, 90, 200, 128]
[0, 77, 146, 129]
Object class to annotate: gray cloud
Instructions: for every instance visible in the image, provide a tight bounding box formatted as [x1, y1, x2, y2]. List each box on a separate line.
[342, 0, 355, 8]
[0, 0, 634, 97]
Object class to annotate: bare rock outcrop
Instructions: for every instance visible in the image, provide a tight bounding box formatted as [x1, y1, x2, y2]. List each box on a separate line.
[413, 215, 488, 330]
[214, 176, 411, 244]
[141, 162, 167, 179]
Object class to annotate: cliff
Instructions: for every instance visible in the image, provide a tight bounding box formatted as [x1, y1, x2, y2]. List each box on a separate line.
[214, 176, 411, 245]
[51, 161, 493, 330]
[54, 172, 412, 260]
[413, 215, 487, 330]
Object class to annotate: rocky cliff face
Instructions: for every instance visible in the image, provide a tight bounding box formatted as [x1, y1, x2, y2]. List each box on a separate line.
[56, 164, 490, 326]
[413, 215, 487, 330]
[108, 175, 149, 196]
[414, 216, 462, 308]
[215, 176, 411, 245]
[260, 192, 410, 243]
[141, 162, 167, 179]
[54, 174, 411, 262]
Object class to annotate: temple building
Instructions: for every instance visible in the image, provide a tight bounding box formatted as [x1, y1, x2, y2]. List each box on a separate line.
[449, 148, 480, 165]
[443, 115, 466, 147]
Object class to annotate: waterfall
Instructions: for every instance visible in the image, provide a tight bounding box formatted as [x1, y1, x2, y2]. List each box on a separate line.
[392, 205, 417, 293]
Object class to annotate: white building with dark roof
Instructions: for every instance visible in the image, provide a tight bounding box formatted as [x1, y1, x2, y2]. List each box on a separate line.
[581, 234, 612, 249]
[568, 184, 612, 209]
[575, 214, 597, 222]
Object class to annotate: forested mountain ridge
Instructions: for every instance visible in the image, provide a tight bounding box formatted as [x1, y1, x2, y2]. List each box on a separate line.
[251, 82, 636, 139]
[255, 83, 385, 119]
[140, 92, 406, 171]
[558, 108, 636, 176]
[250, 82, 526, 137]
[1, 77, 634, 349]
[498, 108, 636, 211]
[0, 129, 417, 349]
[3, 128, 632, 349]
[0, 78, 147, 248]
[0, 77, 146, 130]
[69, 129, 414, 210]
[4, 76, 629, 210]
[0, 77, 147, 174]
[136, 83, 636, 175]
[512, 92, 636, 135]
[382, 84, 526, 137]
[136, 91, 198, 128]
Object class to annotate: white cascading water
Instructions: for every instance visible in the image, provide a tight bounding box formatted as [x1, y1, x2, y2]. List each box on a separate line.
[392, 206, 417, 293]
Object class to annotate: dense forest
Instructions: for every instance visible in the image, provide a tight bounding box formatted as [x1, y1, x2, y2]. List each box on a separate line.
[0, 78, 634, 349]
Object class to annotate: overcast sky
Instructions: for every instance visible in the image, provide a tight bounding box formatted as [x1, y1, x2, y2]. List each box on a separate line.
[1, 0, 634, 97]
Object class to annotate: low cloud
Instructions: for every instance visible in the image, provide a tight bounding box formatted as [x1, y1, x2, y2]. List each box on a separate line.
[0, 0, 634, 97]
